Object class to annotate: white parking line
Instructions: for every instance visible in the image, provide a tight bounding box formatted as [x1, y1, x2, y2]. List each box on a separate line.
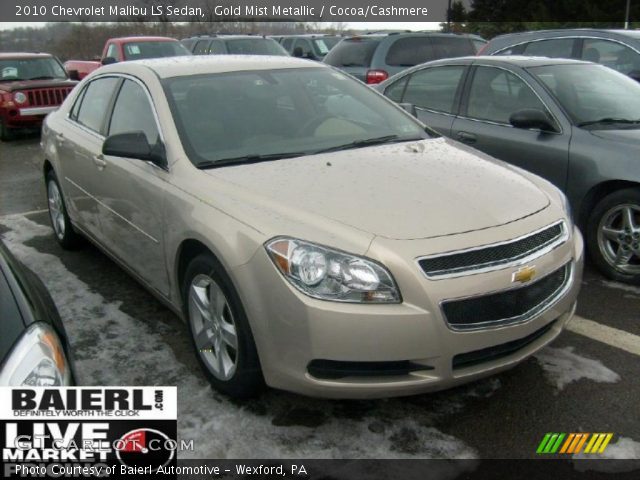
[0, 209, 48, 219]
[568, 315, 640, 357]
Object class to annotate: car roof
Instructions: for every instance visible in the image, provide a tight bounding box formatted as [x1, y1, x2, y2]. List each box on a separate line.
[101, 55, 320, 78]
[111, 36, 178, 43]
[184, 35, 272, 40]
[343, 32, 484, 40]
[473, 55, 591, 67]
[0, 52, 53, 59]
[493, 28, 640, 40]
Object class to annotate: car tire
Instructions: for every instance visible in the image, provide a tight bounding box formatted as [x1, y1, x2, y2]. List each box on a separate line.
[587, 188, 640, 284]
[183, 253, 264, 399]
[46, 170, 83, 249]
[0, 119, 15, 141]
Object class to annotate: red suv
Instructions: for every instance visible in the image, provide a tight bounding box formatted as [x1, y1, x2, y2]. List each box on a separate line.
[0, 53, 77, 140]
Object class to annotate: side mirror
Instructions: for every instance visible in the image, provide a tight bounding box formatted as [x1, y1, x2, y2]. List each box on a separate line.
[398, 103, 418, 118]
[509, 109, 557, 132]
[292, 47, 304, 58]
[67, 69, 80, 81]
[101, 57, 117, 66]
[102, 132, 167, 168]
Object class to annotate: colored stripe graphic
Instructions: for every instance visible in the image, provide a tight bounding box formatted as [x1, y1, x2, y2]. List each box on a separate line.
[537, 433, 615, 454]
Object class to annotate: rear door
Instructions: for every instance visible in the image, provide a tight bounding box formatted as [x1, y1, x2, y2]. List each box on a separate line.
[450, 64, 571, 190]
[383, 64, 469, 136]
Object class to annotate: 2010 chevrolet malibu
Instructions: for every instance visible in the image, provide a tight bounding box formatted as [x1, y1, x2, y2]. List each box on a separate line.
[41, 56, 583, 398]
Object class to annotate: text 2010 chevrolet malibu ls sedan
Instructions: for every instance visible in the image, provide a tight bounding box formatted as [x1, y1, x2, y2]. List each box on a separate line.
[41, 56, 583, 398]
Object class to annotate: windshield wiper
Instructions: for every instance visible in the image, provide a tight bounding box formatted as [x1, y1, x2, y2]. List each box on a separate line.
[27, 75, 58, 80]
[0, 78, 25, 82]
[314, 135, 416, 154]
[578, 118, 640, 127]
[197, 151, 308, 169]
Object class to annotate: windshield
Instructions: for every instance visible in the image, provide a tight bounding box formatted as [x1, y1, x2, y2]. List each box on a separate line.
[225, 39, 289, 56]
[164, 67, 428, 166]
[122, 41, 190, 60]
[0, 57, 67, 81]
[529, 64, 640, 128]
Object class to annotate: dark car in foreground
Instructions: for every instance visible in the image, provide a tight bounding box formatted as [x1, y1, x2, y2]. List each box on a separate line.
[324, 32, 485, 84]
[182, 35, 289, 56]
[0, 52, 77, 140]
[481, 29, 640, 81]
[0, 240, 75, 386]
[379, 56, 640, 284]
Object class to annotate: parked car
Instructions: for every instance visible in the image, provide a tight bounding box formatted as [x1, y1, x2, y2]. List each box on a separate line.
[323, 32, 486, 84]
[181, 35, 289, 56]
[0, 239, 75, 386]
[275, 34, 343, 61]
[378, 55, 640, 283]
[0, 52, 77, 140]
[64, 36, 190, 80]
[41, 56, 582, 399]
[481, 29, 640, 81]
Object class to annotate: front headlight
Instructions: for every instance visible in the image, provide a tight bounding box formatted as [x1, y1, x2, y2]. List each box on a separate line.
[0, 323, 72, 386]
[13, 92, 27, 104]
[266, 237, 401, 303]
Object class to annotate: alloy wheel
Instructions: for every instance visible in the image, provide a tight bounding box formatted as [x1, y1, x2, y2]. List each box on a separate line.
[188, 274, 238, 381]
[597, 203, 640, 275]
[47, 179, 65, 240]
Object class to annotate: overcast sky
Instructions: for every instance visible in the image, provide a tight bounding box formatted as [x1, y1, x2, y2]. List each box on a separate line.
[0, 21, 442, 31]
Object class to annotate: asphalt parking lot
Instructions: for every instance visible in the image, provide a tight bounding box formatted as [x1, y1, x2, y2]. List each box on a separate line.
[1, 134, 639, 463]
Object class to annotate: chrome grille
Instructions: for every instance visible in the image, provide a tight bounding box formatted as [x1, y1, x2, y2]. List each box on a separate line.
[26, 87, 74, 107]
[419, 222, 565, 278]
[441, 263, 571, 331]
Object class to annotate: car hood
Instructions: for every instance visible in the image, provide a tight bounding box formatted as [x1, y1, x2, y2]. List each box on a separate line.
[203, 138, 550, 240]
[589, 128, 640, 145]
[0, 79, 77, 93]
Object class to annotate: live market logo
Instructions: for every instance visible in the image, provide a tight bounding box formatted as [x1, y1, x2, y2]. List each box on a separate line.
[0, 387, 177, 477]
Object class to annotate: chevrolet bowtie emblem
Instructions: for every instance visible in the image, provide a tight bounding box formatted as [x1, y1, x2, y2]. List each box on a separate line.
[513, 265, 537, 284]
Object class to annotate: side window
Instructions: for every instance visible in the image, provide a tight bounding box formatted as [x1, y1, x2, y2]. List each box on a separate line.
[522, 38, 575, 58]
[294, 39, 313, 57]
[384, 76, 408, 102]
[582, 39, 640, 75]
[76, 77, 120, 133]
[208, 40, 226, 55]
[466, 66, 546, 124]
[402, 66, 466, 114]
[495, 44, 525, 56]
[282, 38, 294, 51]
[385, 37, 434, 67]
[194, 40, 211, 55]
[108, 79, 159, 146]
[69, 86, 87, 121]
[105, 43, 119, 60]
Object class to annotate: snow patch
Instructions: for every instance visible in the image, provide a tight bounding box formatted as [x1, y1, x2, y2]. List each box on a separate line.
[0, 215, 482, 464]
[601, 280, 640, 296]
[534, 346, 620, 392]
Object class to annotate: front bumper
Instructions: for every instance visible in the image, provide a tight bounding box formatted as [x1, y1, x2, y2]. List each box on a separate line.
[233, 216, 584, 399]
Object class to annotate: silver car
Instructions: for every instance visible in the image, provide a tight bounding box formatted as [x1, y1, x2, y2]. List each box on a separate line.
[41, 56, 583, 398]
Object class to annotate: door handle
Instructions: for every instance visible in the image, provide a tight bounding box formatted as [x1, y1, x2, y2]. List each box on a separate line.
[93, 154, 107, 169]
[56, 132, 65, 144]
[457, 131, 477, 144]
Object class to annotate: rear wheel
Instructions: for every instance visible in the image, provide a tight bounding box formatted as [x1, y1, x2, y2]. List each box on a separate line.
[46, 170, 83, 249]
[183, 253, 264, 398]
[587, 188, 640, 284]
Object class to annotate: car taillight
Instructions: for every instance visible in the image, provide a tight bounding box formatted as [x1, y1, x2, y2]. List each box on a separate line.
[366, 69, 389, 84]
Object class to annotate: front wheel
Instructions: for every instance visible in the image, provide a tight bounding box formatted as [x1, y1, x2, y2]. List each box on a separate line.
[183, 253, 264, 398]
[0, 119, 15, 141]
[587, 188, 640, 284]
